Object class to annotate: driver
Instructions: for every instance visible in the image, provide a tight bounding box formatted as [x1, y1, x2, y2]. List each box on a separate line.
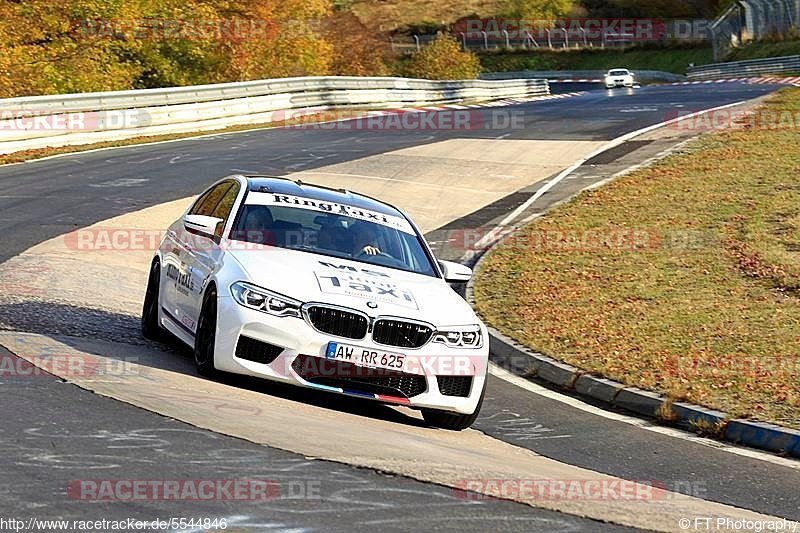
[351, 221, 381, 256]
[240, 206, 274, 244]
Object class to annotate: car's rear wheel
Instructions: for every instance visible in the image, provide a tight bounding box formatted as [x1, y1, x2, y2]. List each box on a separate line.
[422, 382, 486, 431]
[194, 286, 219, 378]
[141, 260, 165, 341]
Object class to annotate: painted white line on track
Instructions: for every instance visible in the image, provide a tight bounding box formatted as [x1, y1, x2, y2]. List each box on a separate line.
[489, 364, 800, 470]
[499, 99, 748, 228]
[466, 99, 752, 256]
[0, 95, 574, 169]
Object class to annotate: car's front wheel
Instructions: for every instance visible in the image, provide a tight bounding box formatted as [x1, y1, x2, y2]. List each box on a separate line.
[422, 382, 486, 431]
[194, 286, 219, 378]
[141, 260, 165, 341]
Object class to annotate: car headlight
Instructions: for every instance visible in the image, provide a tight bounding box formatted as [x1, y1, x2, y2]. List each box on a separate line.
[230, 281, 302, 318]
[432, 326, 483, 349]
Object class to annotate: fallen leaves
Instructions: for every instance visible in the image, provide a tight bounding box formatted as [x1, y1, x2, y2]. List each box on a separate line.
[474, 87, 800, 429]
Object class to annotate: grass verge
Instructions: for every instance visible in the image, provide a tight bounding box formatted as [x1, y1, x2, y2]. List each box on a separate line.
[727, 39, 800, 62]
[478, 44, 713, 74]
[473, 88, 800, 429]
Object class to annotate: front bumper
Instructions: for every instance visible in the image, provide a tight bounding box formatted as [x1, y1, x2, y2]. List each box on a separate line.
[214, 294, 488, 415]
[606, 78, 634, 88]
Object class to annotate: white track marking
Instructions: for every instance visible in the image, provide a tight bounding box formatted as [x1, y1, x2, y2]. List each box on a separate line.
[489, 364, 800, 470]
[0, 93, 586, 169]
[468, 100, 751, 254]
[498, 100, 747, 227]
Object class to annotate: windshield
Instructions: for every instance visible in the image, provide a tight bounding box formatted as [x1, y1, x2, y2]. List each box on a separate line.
[229, 192, 438, 277]
[608, 70, 630, 76]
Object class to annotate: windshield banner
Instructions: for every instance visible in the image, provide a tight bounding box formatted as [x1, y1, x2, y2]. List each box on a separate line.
[246, 192, 415, 235]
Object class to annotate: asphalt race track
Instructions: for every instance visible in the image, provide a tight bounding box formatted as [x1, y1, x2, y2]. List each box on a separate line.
[1, 83, 798, 532]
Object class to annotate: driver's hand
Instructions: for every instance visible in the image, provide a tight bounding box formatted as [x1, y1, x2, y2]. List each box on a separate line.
[361, 246, 381, 255]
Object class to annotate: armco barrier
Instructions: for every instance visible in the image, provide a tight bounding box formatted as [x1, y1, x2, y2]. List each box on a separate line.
[687, 55, 800, 80]
[482, 70, 686, 84]
[0, 76, 549, 155]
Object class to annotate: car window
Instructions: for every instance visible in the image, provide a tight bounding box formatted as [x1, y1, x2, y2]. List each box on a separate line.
[211, 181, 240, 222]
[230, 194, 437, 277]
[189, 181, 234, 217]
[210, 182, 240, 239]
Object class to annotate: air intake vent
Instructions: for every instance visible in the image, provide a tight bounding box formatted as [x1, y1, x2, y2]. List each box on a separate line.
[235, 336, 283, 364]
[292, 355, 427, 398]
[436, 376, 472, 397]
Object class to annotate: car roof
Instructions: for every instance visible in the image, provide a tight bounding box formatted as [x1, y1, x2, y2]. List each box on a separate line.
[243, 175, 404, 217]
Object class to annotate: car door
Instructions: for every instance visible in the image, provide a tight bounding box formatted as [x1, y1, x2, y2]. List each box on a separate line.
[160, 185, 217, 335]
[165, 181, 235, 336]
[180, 180, 242, 332]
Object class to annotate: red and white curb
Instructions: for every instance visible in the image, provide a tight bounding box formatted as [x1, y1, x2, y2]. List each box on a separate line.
[675, 76, 800, 86]
[548, 78, 602, 83]
[551, 76, 800, 86]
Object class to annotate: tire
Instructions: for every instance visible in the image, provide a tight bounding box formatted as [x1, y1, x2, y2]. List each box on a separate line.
[141, 260, 165, 341]
[194, 286, 219, 378]
[422, 381, 486, 431]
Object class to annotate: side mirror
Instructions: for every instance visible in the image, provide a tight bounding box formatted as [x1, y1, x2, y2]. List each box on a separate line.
[439, 260, 473, 283]
[183, 214, 223, 239]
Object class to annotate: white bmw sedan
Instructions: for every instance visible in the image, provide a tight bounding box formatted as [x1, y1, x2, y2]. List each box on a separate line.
[142, 175, 489, 430]
[604, 68, 635, 89]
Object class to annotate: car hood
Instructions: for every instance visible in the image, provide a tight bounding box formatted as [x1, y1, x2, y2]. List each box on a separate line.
[227, 246, 480, 326]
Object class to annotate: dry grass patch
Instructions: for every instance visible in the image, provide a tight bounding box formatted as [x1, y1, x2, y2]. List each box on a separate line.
[474, 88, 800, 428]
[347, 0, 511, 33]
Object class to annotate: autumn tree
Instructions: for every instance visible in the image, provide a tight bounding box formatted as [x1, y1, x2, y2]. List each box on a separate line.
[321, 10, 390, 76]
[218, 0, 334, 80]
[404, 33, 481, 80]
[0, 0, 141, 97]
[506, 0, 576, 20]
[0, 0, 400, 97]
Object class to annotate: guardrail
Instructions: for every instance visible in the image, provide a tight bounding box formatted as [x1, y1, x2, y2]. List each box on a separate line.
[687, 54, 800, 79]
[481, 70, 686, 83]
[0, 76, 549, 155]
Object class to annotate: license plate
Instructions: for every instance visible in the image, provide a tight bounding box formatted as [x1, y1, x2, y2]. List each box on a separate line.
[326, 342, 405, 371]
